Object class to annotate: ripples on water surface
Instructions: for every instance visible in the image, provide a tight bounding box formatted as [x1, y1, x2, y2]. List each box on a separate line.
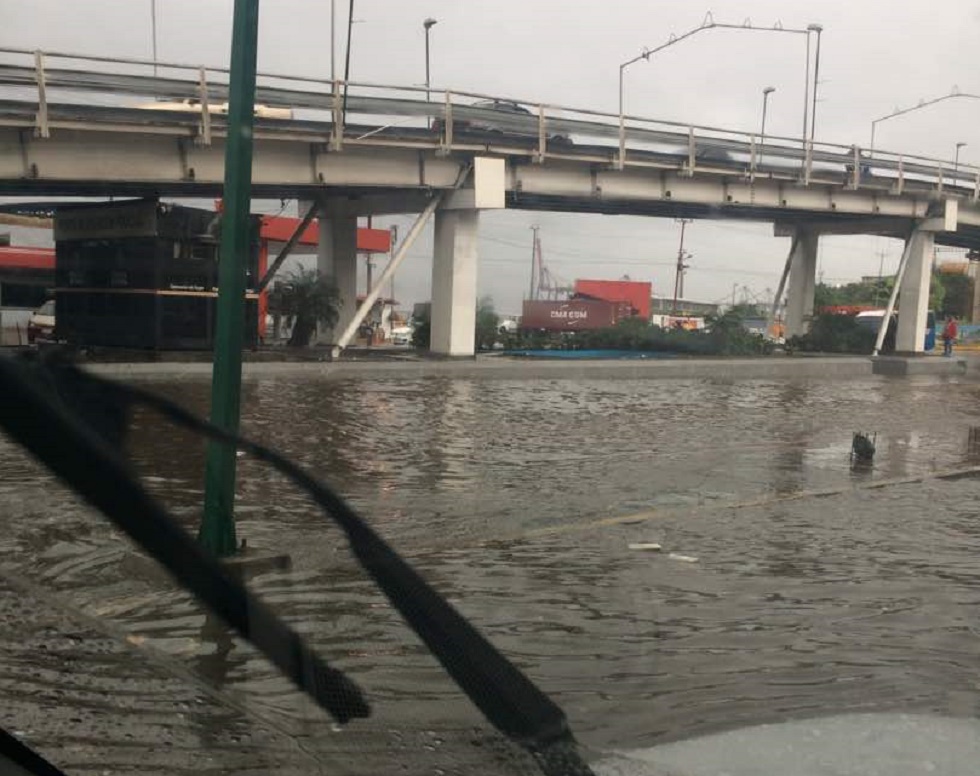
[3, 371, 980, 772]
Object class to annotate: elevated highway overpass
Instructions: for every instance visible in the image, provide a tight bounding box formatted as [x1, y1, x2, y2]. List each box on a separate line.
[1, 48, 976, 355]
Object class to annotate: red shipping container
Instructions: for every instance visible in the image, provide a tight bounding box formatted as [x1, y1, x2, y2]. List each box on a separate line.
[521, 299, 632, 331]
[573, 279, 651, 320]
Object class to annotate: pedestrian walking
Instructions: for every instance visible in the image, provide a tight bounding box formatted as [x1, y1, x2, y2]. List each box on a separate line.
[943, 316, 959, 357]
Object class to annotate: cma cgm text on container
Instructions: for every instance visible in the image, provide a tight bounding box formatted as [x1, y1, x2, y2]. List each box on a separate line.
[521, 300, 634, 331]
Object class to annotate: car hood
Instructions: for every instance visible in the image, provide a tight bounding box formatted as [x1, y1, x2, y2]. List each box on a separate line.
[595, 713, 980, 776]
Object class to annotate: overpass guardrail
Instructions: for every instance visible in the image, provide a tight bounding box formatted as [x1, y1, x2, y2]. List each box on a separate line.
[0, 46, 978, 202]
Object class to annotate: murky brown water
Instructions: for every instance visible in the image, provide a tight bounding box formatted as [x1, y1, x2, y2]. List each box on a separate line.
[3, 369, 980, 774]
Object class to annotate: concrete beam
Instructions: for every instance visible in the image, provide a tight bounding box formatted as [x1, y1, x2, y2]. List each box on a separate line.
[430, 209, 479, 357]
[774, 219, 910, 239]
[895, 229, 935, 354]
[318, 192, 433, 217]
[316, 209, 358, 345]
[8, 122, 980, 247]
[785, 230, 819, 339]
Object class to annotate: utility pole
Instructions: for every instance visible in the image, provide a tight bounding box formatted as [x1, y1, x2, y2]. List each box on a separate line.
[199, 0, 260, 558]
[671, 219, 691, 315]
[529, 225, 539, 300]
[874, 249, 887, 307]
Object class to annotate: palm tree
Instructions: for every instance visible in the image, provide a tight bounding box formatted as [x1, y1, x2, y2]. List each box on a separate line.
[267, 268, 340, 347]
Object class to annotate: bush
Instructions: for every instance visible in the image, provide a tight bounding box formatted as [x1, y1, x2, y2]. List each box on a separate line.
[786, 313, 879, 354]
[503, 312, 773, 357]
[475, 297, 500, 351]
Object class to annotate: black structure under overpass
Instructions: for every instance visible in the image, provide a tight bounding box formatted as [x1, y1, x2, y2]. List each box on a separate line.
[3, 186, 979, 252]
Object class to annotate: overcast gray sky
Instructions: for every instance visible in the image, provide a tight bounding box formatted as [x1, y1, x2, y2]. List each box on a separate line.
[4, 0, 979, 314]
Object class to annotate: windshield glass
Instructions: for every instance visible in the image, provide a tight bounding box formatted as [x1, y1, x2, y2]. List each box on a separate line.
[2, 2, 980, 776]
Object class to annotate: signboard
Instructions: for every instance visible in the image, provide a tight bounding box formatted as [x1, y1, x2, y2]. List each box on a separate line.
[522, 299, 631, 331]
[54, 201, 159, 241]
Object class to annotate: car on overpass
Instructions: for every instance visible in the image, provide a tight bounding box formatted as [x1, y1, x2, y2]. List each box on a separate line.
[433, 99, 572, 146]
[138, 98, 293, 120]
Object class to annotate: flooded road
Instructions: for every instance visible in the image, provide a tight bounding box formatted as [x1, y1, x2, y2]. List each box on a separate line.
[3, 368, 980, 774]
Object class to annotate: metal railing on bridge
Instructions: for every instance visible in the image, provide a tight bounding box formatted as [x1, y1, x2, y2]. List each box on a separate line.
[1, 46, 978, 202]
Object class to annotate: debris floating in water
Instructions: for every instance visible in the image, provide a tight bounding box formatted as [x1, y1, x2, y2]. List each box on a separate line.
[851, 431, 877, 462]
[628, 542, 663, 551]
[668, 553, 699, 563]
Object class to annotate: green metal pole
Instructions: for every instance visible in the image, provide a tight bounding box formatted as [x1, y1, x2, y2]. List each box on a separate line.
[199, 0, 260, 558]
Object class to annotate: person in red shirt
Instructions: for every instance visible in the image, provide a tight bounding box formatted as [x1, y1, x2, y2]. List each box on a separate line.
[943, 316, 959, 356]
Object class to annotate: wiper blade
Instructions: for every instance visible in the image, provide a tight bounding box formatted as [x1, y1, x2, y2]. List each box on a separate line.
[0, 355, 595, 776]
[0, 726, 70, 776]
[0, 355, 370, 725]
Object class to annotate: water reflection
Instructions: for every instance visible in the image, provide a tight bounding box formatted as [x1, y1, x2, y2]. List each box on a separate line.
[5, 371, 980, 760]
[770, 383, 811, 495]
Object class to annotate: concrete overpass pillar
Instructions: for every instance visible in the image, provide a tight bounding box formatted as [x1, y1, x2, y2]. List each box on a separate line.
[316, 208, 358, 344]
[785, 231, 819, 338]
[430, 209, 479, 357]
[895, 228, 935, 354]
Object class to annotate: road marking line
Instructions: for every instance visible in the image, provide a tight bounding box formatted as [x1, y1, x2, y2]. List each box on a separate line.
[522, 464, 980, 540]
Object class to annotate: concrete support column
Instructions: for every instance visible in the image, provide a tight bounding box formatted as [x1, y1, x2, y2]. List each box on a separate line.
[430, 209, 479, 357]
[785, 231, 819, 338]
[316, 208, 358, 344]
[896, 229, 935, 354]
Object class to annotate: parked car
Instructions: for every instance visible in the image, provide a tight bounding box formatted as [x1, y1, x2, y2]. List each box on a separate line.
[854, 309, 936, 352]
[433, 99, 572, 145]
[390, 325, 414, 346]
[27, 299, 56, 344]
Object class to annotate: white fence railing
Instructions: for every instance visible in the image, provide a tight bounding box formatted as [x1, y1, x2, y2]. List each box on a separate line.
[1, 47, 978, 201]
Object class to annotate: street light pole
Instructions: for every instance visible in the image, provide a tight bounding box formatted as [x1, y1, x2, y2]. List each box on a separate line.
[423, 18, 437, 104]
[200, 0, 260, 558]
[150, 0, 158, 77]
[955, 141, 967, 178]
[807, 23, 823, 144]
[760, 86, 775, 166]
[330, 0, 336, 82]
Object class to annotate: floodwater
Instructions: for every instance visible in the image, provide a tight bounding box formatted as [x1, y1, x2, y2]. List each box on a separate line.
[4, 367, 980, 774]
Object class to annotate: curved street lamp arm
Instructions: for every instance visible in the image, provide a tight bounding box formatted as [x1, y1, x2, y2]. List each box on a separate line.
[870, 92, 980, 152]
[618, 20, 812, 119]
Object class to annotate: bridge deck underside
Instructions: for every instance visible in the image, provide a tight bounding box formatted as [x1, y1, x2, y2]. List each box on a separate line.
[2, 114, 980, 250]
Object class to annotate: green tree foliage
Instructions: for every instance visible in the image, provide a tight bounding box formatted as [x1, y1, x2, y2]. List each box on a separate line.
[267, 268, 339, 347]
[936, 274, 973, 319]
[815, 274, 947, 314]
[475, 296, 500, 351]
[727, 302, 767, 320]
[930, 274, 946, 313]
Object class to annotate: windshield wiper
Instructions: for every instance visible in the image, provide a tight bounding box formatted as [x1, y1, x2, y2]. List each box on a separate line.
[0, 354, 595, 776]
[0, 726, 70, 776]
